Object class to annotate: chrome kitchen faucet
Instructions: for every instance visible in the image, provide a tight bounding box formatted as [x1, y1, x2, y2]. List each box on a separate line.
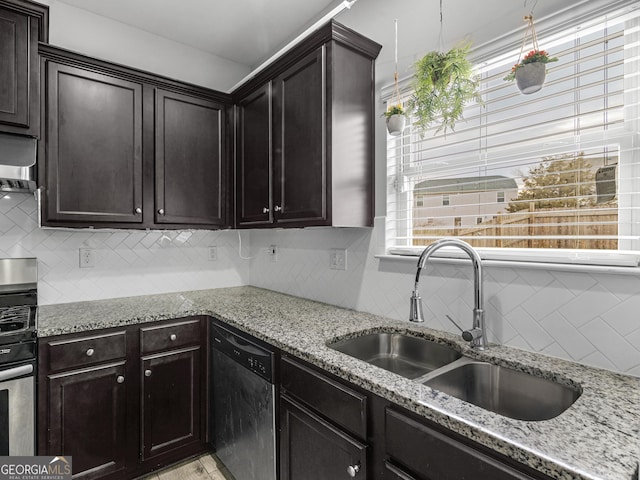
[409, 238, 487, 350]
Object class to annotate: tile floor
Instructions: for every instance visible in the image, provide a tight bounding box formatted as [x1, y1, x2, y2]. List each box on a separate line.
[143, 453, 232, 480]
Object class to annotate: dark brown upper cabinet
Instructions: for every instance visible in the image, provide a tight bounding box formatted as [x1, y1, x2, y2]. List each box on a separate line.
[39, 45, 231, 229]
[234, 21, 381, 228]
[155, 89, 226, 226]
[236, 83, 272, 227]
[42, 61, 144, 225]
[0, 0, 48, 137]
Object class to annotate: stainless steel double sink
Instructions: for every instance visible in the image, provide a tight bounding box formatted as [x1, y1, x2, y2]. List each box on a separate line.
[328, 332, 581, 421]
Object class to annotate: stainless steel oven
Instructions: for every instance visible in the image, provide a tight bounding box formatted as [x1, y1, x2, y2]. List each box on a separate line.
[0, 258, 37, 456]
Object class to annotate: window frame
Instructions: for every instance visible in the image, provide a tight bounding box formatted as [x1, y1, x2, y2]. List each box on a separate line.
[383, 1, 640, 267]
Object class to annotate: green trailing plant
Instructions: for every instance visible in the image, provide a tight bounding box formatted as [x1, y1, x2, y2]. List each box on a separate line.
[383, 104, 405, 118]
[408, 43, 482, 135]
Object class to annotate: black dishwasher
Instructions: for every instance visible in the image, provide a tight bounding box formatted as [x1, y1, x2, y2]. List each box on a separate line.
[210, 319, 277, 480]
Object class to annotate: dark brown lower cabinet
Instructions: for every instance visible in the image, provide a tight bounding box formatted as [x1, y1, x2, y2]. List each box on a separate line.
[280, 354, 555, 480]
[46, 362, 127, 480]
[38, 317, 207, 480]
[384, 461, 418, 480]
[280, 395, 367, 480]
[385, 408, 553, 480]
[141, 346, 201, 461]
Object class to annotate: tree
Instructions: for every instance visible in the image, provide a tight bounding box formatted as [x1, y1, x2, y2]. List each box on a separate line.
[506, 153, 596, 213]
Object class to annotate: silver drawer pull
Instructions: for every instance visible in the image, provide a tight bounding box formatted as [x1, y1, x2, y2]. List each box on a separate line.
[116, 375, 125, 384]
[170, 334, 177, 341]
[86, 348, 95, 357]
[347, 464, 360, 477]
[144, 369, 152, 377]
[262, 207, 269, 214]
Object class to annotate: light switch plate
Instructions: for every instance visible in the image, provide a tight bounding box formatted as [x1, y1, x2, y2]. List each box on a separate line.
[208, 246, 218, 261]
[330, 248, 347, 270]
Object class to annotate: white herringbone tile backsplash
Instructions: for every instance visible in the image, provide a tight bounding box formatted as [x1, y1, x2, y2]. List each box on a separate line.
[0, 192, 250, 305]
[2, 193, 638, 376]
[249, 219, 640, 377]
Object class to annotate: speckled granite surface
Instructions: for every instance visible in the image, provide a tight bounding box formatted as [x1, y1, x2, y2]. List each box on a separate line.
[37, 286, 640, 480]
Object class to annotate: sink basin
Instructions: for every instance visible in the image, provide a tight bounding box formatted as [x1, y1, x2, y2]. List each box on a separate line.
[423, 360, 581, 421]
[328, 333, 462, 379]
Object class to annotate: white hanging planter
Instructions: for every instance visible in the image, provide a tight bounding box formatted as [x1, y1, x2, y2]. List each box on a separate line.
[515, 62, 547, 94]
[386, 114, 406, 136]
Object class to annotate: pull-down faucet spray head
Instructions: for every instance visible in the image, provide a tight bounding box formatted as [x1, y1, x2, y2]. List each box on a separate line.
[409, 290, 424, 322]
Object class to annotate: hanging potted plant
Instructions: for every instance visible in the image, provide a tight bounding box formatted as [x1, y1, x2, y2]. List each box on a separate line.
[504, 49, 558, 94]
[384, 104, 406, 136]
[384, 20, 407, 137]
[408, 42, 482, 135]
[504, 15, 558, 94]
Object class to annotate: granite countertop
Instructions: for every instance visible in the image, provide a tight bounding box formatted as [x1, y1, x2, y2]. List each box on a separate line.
[37, 286, 640, 480]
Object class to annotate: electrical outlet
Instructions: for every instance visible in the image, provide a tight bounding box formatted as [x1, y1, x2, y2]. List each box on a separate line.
[267, 245, 278, 262]
[208, 246, 218, 261]
[79, 248, 95, 268]
[330, 248, 347, 270]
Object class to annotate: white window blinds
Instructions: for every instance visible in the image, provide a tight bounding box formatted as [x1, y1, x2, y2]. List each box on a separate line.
[386, 5, 640, 265]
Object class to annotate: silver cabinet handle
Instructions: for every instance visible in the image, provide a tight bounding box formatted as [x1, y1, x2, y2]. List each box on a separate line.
[116, 375, 125, 384]
[158, 208, 165, 215]
[135, 207, 142, 214]
[262, 207, 270, 214]
[86, 348, 95, 357]
[274, 205, 282, 212]
[347, 464, 360, 477]
[169, 334, 177, 341]
[144, 369, 152, 377]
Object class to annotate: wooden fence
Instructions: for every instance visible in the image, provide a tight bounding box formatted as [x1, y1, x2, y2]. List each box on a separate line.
[413, 209, 618, 249]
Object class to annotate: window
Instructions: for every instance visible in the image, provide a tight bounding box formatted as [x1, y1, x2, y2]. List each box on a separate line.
[386, 3, 640, 265]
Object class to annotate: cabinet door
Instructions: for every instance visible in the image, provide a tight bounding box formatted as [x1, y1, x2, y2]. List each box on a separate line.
[155, 89, 226, 226]
[43, 61, 144, 224]
[46, 362, 127, 480]
[280, 395, 367, 480]
[272, 47, 327, 226]
[236, 83, 272, 227]
[141, 346, 201, 460]
[386, 408, 547, 480]
[0, 5, 38, 135]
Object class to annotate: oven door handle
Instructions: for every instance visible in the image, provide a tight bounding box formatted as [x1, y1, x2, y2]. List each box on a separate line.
[0, 364, 33, 382]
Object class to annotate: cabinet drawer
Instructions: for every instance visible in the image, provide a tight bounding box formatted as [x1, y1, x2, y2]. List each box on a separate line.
[48, 331, 126, 372]
[386, 408, 544, 480]
[281, 357, 367, 439]
[384, 461, 418, 480]
[140, 318, 201, 353]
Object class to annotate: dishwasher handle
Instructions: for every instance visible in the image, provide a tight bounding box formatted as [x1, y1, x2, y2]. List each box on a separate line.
[212, 324, 269, 357]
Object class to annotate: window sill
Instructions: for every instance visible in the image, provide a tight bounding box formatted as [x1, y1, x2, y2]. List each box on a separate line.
[376, 248, 640, 276]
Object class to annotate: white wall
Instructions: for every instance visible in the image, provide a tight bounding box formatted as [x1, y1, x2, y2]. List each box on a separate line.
[0, 193, 250, 304]
[249, 220, 640, 377]
[37, 0, 250, 91]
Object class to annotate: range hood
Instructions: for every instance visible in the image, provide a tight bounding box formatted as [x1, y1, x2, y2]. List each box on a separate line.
[0, 133, 37, 193]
